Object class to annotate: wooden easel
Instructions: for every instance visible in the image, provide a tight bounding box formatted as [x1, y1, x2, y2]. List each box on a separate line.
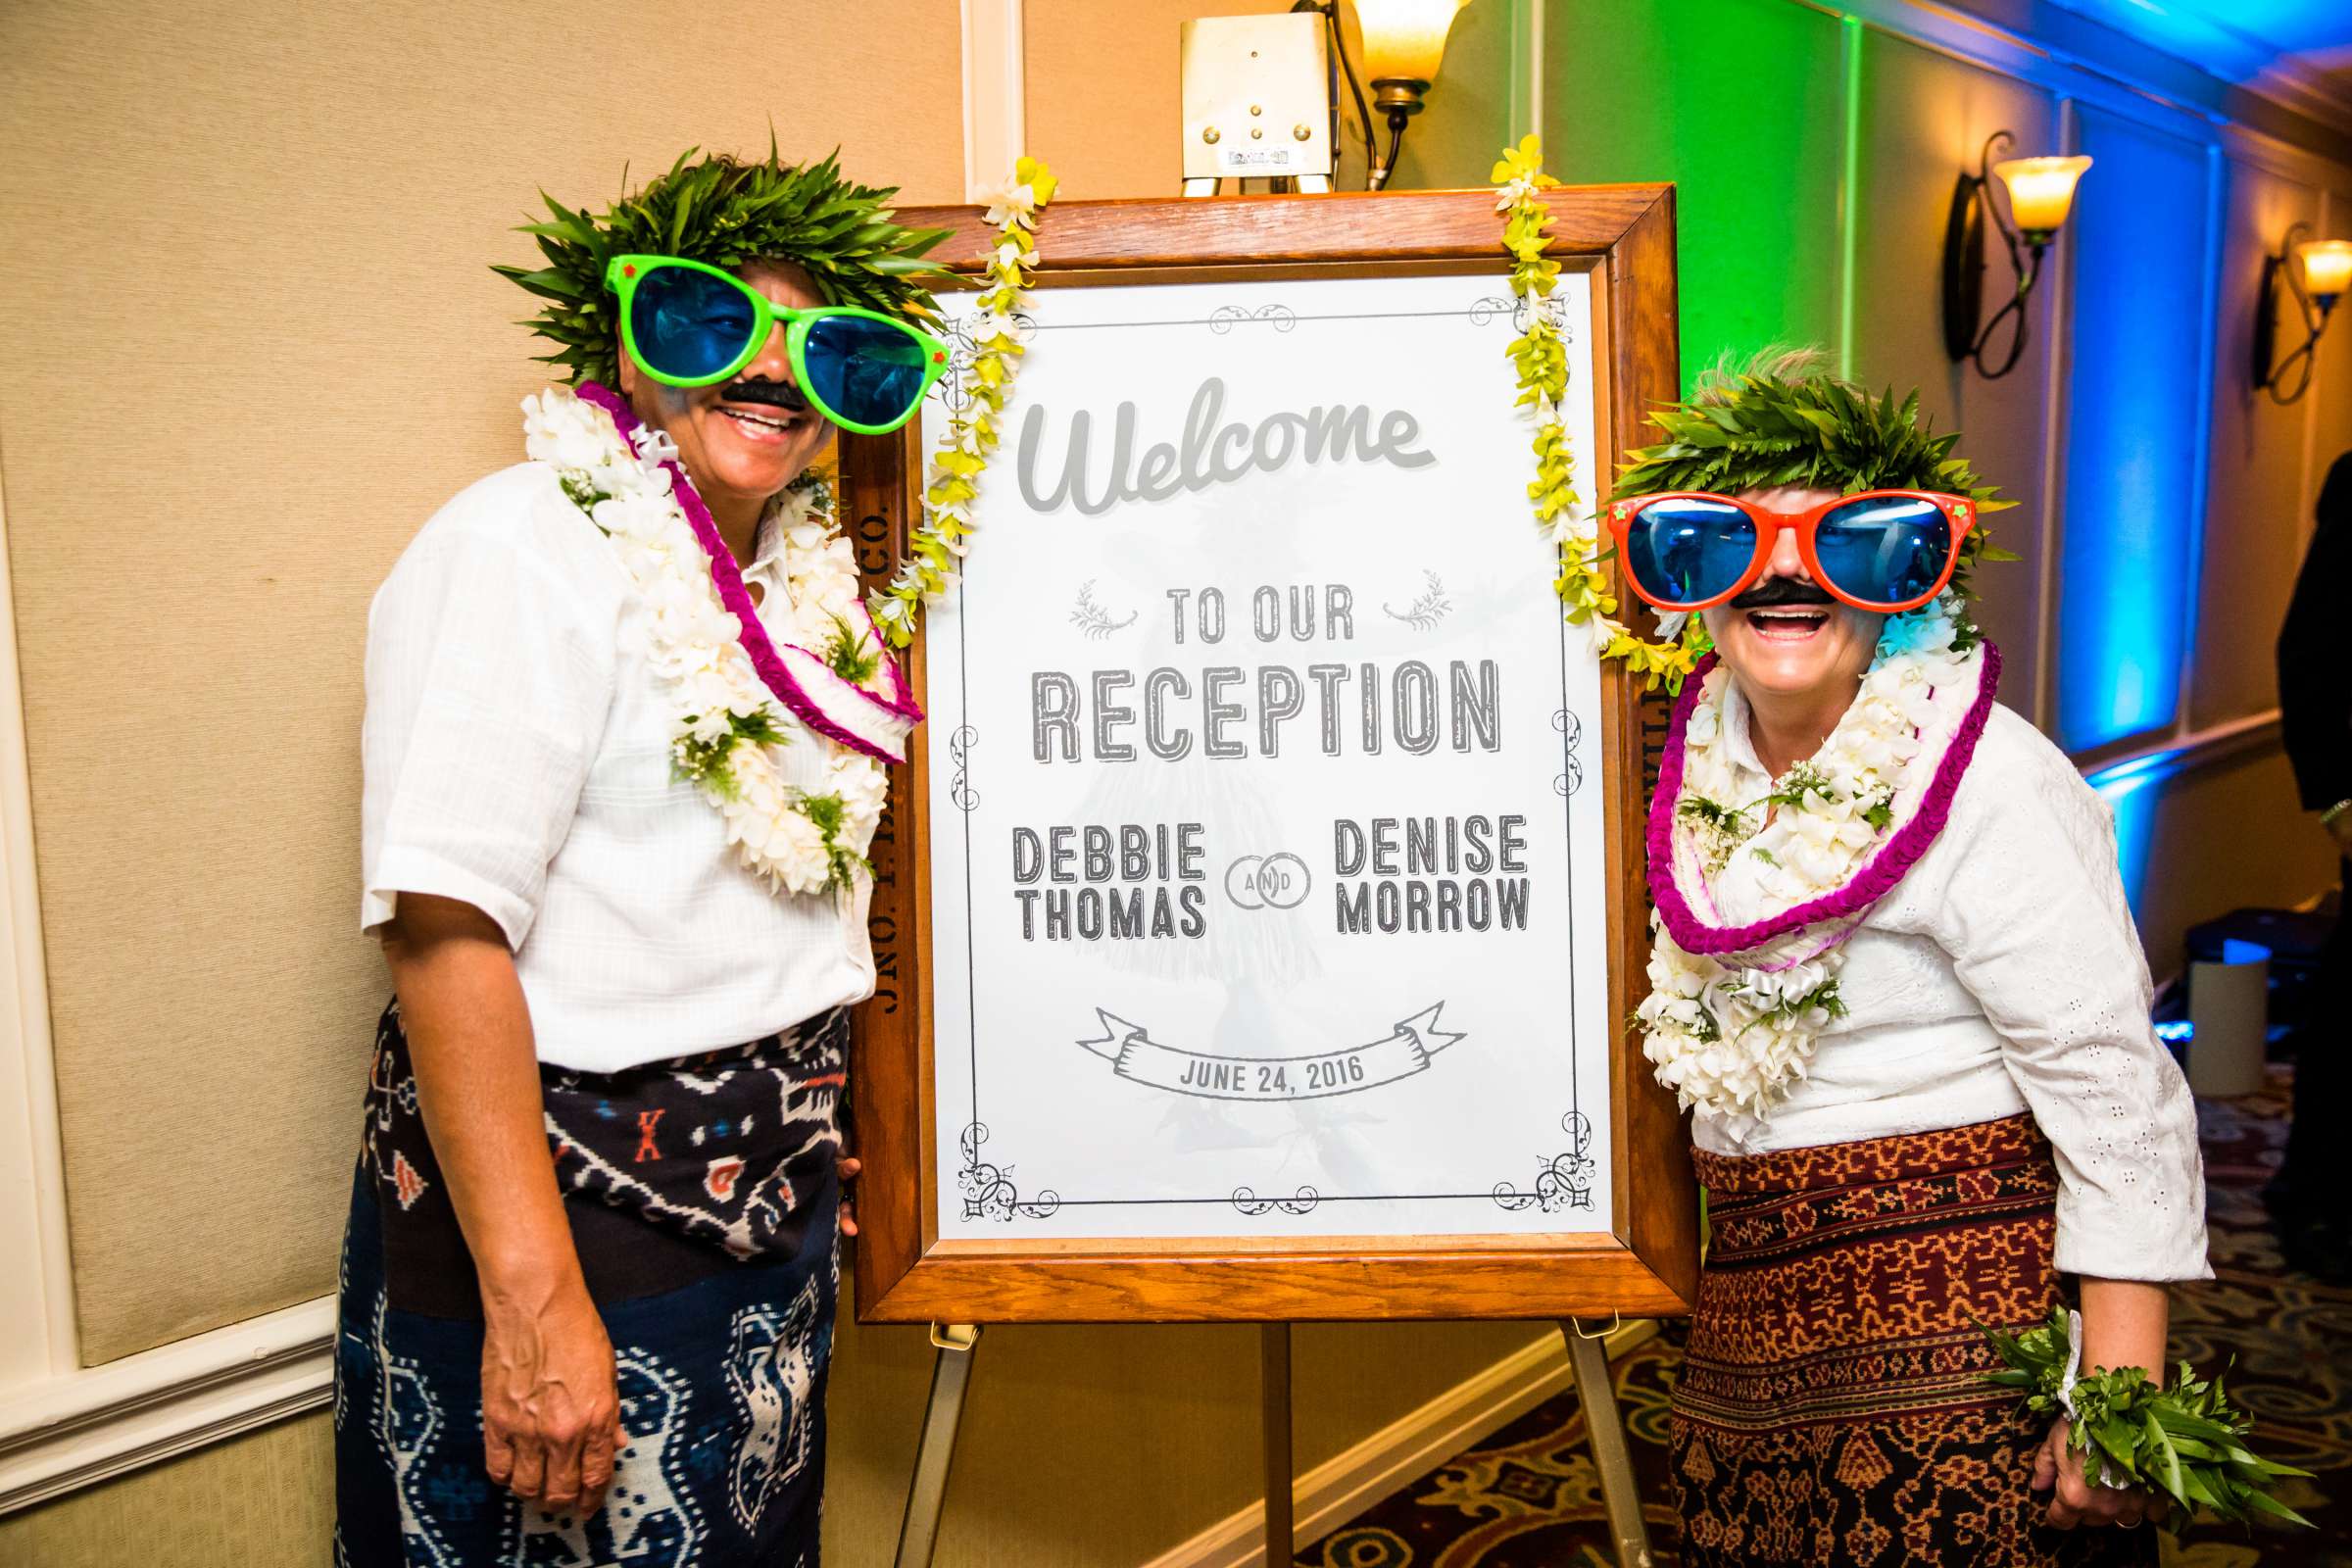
[844, 182, 1696, 1568]
[890, 1318, 1655, 1568]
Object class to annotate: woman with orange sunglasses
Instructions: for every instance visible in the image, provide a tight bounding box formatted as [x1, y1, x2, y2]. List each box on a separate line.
[1622, 349, 2206, 1566]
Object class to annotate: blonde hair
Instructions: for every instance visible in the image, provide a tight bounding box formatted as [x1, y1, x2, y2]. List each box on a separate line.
[1689, 343, 1848, 405]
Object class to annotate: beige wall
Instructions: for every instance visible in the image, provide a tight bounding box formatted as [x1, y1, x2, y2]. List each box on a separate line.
[0, 0, 964, 1363]
[1025, 0, 1514, 200]
[1027, 0, 1291, 200]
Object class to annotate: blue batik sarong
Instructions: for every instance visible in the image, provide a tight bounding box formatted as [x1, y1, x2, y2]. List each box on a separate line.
[335, 1001, 848, 1568]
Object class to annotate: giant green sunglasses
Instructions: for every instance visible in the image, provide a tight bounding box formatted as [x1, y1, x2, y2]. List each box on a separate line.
[605, 254, 951, 435]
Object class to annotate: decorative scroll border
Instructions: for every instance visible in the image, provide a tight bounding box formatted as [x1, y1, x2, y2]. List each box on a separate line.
[934, 282, 1600, 1224]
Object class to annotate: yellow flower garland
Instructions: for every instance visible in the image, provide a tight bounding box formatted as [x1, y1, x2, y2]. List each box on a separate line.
[873, 157, 1058, 648]
[1493, 136, 1707, 692]
[871, 145, 1698, 694]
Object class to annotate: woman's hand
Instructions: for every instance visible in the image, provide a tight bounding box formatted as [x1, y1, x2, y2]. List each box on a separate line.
[2033, 1277, 2174, 1528]
[838, 1153, 862, 1238]
[381, 895, 622, 1519]
[2033, 1418, 2168, 1530]
[479, 1273, 621, 1516]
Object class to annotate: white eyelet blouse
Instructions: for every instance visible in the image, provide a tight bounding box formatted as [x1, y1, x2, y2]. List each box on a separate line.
[1690, 680, 2213, 1284]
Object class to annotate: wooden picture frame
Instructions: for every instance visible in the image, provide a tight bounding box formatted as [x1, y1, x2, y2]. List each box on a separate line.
[839, 186, 1693, 1324]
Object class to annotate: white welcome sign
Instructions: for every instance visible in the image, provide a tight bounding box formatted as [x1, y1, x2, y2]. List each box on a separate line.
[919, 270, 1614, 1241]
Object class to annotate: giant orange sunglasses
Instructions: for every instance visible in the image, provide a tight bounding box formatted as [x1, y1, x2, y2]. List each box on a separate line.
[1603, 489, 1979, 614]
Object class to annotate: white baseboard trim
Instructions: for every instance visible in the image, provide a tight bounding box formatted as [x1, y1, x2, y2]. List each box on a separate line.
[0, 1296, 335, 1514]
[1140, 1318, 1659, 1568]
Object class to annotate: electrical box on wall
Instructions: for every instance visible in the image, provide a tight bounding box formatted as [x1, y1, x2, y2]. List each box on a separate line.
[1180, 13, 1332, 182]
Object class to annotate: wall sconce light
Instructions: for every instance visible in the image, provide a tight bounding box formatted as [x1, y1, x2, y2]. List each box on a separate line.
[1288, 0, 1471, 191]
[1940, 130, 2091, 380]
[2252, 222, 2352, 406]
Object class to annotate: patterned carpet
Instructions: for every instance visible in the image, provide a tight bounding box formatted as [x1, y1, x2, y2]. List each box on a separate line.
[1297, 1071, 2349, 1567]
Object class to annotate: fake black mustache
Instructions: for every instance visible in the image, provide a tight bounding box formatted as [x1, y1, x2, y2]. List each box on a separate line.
[718, 378, 808, 413]
[1729, 576, 1838, 612]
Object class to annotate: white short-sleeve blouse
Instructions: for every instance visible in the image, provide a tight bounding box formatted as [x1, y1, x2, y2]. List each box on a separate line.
[1690, 681, 2213, 1285]
[360, 462, 875, 1073]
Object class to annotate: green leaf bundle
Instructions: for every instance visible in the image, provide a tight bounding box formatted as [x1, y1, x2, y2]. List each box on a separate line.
[1984, 1305, 2316, 1531]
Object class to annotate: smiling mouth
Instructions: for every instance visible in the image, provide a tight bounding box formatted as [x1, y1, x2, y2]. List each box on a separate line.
[1742, 608, 1831, 642]
[716, 405, 806, 442]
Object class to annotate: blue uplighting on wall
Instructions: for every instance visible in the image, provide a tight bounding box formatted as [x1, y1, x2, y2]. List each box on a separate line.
[2055, 107, 2213, 754]
[2043, 1, 2352, 82]
[2086, 756, 2167, 912]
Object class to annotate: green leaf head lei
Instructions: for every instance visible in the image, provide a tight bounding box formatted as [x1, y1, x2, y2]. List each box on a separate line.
[1612, 346, 2022, 612]
[493, 142, 955, 388]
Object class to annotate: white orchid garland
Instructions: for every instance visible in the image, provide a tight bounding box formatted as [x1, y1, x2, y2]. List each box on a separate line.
[1636, 597, 1975, 1120]
[521, 388, 886, 897]
[872, 157, 1058, 648]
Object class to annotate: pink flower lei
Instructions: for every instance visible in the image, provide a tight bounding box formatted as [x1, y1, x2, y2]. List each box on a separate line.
[1647, 643, 2001, 957]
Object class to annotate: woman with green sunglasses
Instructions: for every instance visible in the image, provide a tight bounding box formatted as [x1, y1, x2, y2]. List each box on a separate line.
[342, 149, 947, 1567]
[609, 254, 951, 426]
[599, 248, 950, 573]
[613, 254, 903, 570]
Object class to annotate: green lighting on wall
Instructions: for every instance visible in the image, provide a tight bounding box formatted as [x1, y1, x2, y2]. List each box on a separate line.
[1540, 0, 1847, 390]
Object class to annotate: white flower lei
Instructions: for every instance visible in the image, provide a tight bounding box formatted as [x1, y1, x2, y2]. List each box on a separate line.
[1636, 597, 1977, 1123]
[520, 386, 886, 898]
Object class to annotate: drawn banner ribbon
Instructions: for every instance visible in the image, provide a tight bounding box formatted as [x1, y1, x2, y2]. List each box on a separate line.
[1075, 1004, 1464, 1102]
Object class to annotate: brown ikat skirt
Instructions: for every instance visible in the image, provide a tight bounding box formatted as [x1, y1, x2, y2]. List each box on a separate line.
[1670, 1115, 2157, 1567]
